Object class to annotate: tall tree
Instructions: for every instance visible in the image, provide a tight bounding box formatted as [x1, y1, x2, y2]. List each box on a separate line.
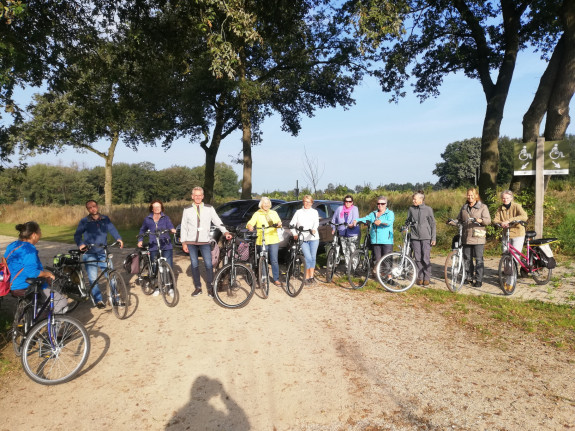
[370, 0, 537, 195]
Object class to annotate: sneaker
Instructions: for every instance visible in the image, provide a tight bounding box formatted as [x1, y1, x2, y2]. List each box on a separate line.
[168, 289, 174, 297]
[207, 287, 214, 298]
[191, 288, 202, 297]
[386, 279, 396, 286]
[416, 279, 423, 286]
[273, 280, 282, 287]
[152, 289, 160, 297]
[96, 301, 106, 309]
[473, 281, 483, 288]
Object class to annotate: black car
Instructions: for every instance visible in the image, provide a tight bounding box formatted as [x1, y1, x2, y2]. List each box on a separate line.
[272, 200, 342, 250]
[174, 199, 285, 247]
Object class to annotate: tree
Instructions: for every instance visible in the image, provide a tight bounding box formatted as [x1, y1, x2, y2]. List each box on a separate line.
[370, 0, 544, 195]
[433, 138, 481, 188]
[302, 148, 324, 196]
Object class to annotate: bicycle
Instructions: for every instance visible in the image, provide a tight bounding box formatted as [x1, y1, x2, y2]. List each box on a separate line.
[496, 221, 557, 295]
[347, 221, 372, 289]
[136, 229, 179, 307]
[10, 275, 90, 385]
[318, 221, 350, 284]
[444, 218, 466, 292]
[250, 224, 280, 299]
[285, 226, 314, 297]
[54, 242, 129, 319]
[374, 220, 417, 292]
[212, 226, 256, 309]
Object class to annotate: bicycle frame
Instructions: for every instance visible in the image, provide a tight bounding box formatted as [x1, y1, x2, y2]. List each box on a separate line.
[502, 228, 535, 273]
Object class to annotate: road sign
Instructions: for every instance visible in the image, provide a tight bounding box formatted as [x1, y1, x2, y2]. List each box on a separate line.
[513, 141, 535, 176]
[543, 140, 570, 175]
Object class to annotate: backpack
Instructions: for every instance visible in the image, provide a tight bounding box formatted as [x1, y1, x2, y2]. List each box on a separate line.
[0, 245, 24, 296]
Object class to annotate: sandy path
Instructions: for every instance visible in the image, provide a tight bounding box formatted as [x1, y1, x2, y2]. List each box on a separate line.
[0, 236, 574, 430]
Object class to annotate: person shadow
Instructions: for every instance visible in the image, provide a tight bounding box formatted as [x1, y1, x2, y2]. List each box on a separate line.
[165, 375, 250, 430]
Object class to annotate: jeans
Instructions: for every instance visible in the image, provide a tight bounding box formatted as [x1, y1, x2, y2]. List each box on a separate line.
[257, 242, 280, 282]
[83, 252, 112, 304]
[301, 240, 319, 270]
[502, 236, 525, 254]
[411, 240, 432, 282]
[463, 244, 485, 282]
[151, 248, 173, 269]
[188, 243, 213, 289]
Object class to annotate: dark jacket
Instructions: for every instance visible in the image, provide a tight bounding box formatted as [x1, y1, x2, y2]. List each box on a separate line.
[406, 203, 436, 242]
[74, 214, 122, 254]
[138, 213, 175, 251]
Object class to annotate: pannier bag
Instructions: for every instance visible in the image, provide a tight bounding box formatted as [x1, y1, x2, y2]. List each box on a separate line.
[123, 251, 140, 274]
[536, 244, 556, 269]
[53, 252, 81, 267]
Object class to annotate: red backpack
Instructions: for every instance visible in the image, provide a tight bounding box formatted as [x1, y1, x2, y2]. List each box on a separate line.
[0, 245, 24, 296]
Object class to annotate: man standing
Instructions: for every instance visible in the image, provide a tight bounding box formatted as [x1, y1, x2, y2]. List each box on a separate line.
[180, 187, 231, 297]
[74, 200, 124, 309]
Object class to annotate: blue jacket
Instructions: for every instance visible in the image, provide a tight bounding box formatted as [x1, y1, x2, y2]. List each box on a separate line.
[74, 214, 122, 254]
[356, 209, 395, 245]
[331, 205, 360, 237]
[4, 240, 46, 291]
[138, 213, 175, 251]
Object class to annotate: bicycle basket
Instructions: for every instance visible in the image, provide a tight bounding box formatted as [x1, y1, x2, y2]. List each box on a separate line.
[123, 252, 140, 274]
[53, 252, 80, 267]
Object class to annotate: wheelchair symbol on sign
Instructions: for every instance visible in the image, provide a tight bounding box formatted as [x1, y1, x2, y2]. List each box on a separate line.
[549, 144, 564, 160]
[518, 145, 532, 161]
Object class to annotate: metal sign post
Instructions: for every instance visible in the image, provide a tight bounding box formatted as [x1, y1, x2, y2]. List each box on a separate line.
[535, 138, 544, 239]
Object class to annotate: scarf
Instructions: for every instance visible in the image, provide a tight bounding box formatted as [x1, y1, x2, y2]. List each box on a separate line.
[340, 206, 353, 219]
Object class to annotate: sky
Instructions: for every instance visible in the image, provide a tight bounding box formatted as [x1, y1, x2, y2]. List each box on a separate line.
[13, 50, 575, 195]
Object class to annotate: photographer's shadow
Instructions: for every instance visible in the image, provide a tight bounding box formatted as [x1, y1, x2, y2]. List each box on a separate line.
[165, 375, 250, 430]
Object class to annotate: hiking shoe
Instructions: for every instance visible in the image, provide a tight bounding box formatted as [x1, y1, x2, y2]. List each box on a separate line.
[473, 281, 483, 288]
[386, 279, 396, 286]
[96, 301, 106, 309]
[416, 279, 423, 286]
[152, 289, 160, 296]
[191, 288, 202, 297]
[423, 280, 430, 286]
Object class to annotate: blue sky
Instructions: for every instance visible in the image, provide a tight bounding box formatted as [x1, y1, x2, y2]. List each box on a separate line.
[15, 50, 574, 194]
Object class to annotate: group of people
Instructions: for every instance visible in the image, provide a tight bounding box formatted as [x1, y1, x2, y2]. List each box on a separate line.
[2, 187, 528, 310]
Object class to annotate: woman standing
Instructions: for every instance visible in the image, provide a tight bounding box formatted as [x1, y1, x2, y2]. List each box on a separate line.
[289, 195, 320, 285]
[138, 200, 176, 296]
[4, 221, 65, 313]
[246, 197, 283, 286]
[331, 194, 360, 268]
[457, 188, 491, 288]
[406, 191, 436, 286]
[493, 190, 528, 253]
[352, 196, 394, 264]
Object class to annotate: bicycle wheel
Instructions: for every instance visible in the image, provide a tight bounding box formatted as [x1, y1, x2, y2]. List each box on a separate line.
[139, 255, 155, 295]
[12, 300, 32, 356]
[498, 254, 517, 295]
[286, 253, 305, 297]
[21, 315, 90, 385]
[531, 250, 552, 285]
[158, 261, 179, 307]
[375, 252, 416, 293]
[213, 263, 255, 309]
[444, 250, 466, 293]
[348, 250, 370, 289]
[324, 246, 337, 283]
[258, 256, 270, 299]
[108, 271, 129, 319]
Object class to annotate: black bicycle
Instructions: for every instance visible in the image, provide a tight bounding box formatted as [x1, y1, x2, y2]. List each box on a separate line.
[11, 275, 90, 385]
[317, 221, 349, 284]
[213, 227, 256, 309]
[347, 221, 371, 289]
[54, 242, 129, 319]
[285, 226, 313, 297]
[136, 229, 179, 307]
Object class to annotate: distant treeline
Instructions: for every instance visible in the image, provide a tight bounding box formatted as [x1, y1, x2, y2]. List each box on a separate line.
[0, 162, 239, 205]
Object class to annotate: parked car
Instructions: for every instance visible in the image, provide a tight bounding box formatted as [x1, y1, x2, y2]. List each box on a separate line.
[272, 200, 342, 251]
[174, 199, 285, 248]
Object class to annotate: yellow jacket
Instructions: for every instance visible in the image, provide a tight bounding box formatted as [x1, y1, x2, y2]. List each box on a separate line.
[246, 209, 282, 245]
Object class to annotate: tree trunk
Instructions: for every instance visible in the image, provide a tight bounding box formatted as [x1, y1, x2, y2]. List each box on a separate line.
[104, 130, 119, 212]
[238, 48, 252, 199]
[201, 98, 226, 204]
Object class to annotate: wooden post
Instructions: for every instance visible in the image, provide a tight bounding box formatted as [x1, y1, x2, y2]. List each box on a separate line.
[534, 137, 545, 239]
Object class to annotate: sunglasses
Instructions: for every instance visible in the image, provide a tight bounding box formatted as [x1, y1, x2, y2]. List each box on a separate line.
[344, 200, 353, 203]
[377, 203, 387, 206]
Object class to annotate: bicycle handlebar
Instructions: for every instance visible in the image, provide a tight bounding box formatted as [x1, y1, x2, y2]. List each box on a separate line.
[494, 220, 527, 228]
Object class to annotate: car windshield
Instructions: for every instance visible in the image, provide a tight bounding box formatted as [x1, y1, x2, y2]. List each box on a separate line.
[217, 201, 255, 218]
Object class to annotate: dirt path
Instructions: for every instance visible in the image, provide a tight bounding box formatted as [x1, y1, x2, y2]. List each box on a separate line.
[0, 236, 574, 430]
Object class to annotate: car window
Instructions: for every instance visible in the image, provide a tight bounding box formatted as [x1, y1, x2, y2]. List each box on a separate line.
[315, 204, 327, 219]
[217, 201, 254, 218]
[328, 202, 341, 216]
[275, 202, 300, 220]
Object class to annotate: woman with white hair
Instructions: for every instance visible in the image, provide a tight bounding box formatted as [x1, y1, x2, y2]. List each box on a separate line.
[493, 190, 528, 253]
[247, 197, 283, 286]
[406, 191, 436, 286]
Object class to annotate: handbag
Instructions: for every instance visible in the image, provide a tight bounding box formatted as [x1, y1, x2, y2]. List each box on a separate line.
[472, 228, 486, 238]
